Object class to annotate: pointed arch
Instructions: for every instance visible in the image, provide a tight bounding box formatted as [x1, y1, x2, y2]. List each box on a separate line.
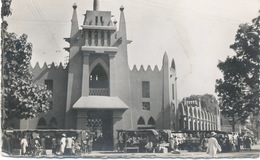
[37, 117, 47, 127]
[189, 107, 193, 117]
[137, 117, 145, 125]
[148, 117, 156, 125]
[49, 117, 58, 127]
[89, 57, 109, 76]
[194, 108, 197, 117]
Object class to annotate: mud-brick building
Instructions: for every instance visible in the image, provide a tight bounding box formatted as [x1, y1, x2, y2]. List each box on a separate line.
[11, 0, 179, 150]
[177, 98, 221, 131]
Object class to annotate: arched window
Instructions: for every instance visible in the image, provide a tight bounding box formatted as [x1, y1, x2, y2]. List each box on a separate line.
[49, 117, 58, 127]
[37, 117, 47, 127]
[189, 107, 193, 117]
[137, 117, 145, 125]
[148, 117, 156, 125]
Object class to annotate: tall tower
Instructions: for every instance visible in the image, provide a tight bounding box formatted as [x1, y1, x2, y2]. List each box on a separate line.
[64, 0, 131, 149]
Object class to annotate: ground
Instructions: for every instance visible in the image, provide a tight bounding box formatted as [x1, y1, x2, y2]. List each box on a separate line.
[3, 141, 260, 159]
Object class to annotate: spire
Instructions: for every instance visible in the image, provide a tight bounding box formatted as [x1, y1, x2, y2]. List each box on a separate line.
[163, 52, 169, 67]
[171, 58, 176, 69]
[93, 0, 100, 11]
[118, 5, 127, 40]
[70, 3, 79, 38]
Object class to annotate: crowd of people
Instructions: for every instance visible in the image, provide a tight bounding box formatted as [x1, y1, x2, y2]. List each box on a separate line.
[2, 129, 258, 157]
[1, 130, 101, 156]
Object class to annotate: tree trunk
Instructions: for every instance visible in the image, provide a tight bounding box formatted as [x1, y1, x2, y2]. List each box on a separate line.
[232, 115, 235, 132]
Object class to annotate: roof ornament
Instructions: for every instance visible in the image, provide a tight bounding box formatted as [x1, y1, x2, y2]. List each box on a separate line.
[120, 5, 124, 11]
[73, 3, 77, 9]
[93, 0, 100, 11]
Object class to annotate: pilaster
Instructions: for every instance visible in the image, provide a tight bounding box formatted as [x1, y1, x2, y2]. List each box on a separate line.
[82, 52, 90, 96]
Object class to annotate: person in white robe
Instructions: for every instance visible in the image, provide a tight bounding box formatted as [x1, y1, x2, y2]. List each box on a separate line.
[206, 132, 222, 157]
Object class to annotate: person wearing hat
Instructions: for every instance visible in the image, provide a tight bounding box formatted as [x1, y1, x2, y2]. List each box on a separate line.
[206, 132, 222, 157]
[20, 135, 28, 155]
[60, 134, 66, 155]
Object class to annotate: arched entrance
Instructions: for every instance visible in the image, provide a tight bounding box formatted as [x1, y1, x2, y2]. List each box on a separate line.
[86, 110, 113, 151]
[89, 63, 109, 96]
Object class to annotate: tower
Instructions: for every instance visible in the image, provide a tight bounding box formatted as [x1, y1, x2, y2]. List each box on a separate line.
[64, 0, 131, 150]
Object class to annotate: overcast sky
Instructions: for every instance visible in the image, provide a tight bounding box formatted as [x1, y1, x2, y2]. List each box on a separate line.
[6, 0, 260, 100]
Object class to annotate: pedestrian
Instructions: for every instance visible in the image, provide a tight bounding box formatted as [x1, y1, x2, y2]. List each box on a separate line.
[60, 134, 66, 155]
[87, 134, 93, 154]
[41, 136, 46, 149]
[206, 132, 222, 158]
[20, 135, 28, 155]
[65, 135, 74, 155]
[51, 137, 57, 154]
[33, 135, 42, 156]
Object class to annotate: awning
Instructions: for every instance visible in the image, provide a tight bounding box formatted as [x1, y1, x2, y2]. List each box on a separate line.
[72, 96, 129, 110]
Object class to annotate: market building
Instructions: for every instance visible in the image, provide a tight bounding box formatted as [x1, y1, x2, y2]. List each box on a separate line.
[177, 98, 221, 131]
[9, 0, 220, 150]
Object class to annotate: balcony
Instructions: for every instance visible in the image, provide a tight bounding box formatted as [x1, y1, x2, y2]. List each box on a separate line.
[89, 88, 109, 96]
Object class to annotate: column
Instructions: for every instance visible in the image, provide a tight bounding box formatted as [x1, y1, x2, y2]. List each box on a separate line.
[109, 53, 117, 96]
[91, 30, 95, 46]
[186, 115, 190, 130]
[81, 52, 90, 96]
[98, 30, 102, 46]
[104, 31, 108, 46]
[85, 31, 89, 46]
[77, 110, 87, 129]
[112, 110, 123, 149]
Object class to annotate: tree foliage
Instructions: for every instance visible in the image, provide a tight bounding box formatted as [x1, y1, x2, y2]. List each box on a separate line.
[2, 32, 52, 122]
[185, 94, 218, 114]
[215, 14, 260, 131]
[1, 0, 52, 128]
[1, 0, 12, 18]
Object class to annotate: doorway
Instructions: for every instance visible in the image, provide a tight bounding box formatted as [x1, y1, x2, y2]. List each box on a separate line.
[86, 110, 113, 151]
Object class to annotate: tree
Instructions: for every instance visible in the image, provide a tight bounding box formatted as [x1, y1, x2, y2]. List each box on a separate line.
[1, 0, 52, 129]
[185, 94, 218, 113]
[215, 14, 260, 132]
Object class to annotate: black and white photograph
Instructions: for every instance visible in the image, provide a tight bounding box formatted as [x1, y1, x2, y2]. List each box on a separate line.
[1, 0, 260, 158]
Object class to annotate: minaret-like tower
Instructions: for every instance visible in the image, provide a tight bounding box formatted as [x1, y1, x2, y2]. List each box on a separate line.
[162, 53, 178, 130]
[64, 1, 131, 149]
[64, 3, 81, 128]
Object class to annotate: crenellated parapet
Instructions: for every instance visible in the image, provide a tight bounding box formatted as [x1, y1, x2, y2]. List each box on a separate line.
[130, 65, 161, 72]
[183, 98, 200, 108]
[30, 62, 68, 79]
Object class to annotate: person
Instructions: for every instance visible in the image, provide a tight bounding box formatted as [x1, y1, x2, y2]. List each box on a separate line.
[51, 137, 57, 154]
[87, 134, 93, 154]
[65, 135, 74, 155]
[2, 131, 12, 155]
[206, 132, 222, 158]
[20, 135, 28, 155]
[33, 135, 42, 156]
[170, 135, 175, 152]
[60, 134, 66, 155]
[41, 136, 46, 149]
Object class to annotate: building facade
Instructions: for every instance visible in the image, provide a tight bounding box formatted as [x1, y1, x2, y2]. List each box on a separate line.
[11, 0, 220, 149]
[14, 0, 178, 149]
[177, 98, 221, 131]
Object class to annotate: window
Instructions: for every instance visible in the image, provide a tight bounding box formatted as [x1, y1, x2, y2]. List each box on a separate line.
[172, 84, 174, 100]
[142, 81, 150, 98]
[49, 101, 53, 110]
[45, 80, 53, 92]
[137, 117, 145, 125]
[148, 117, 155, 125]
[100, 16, 103, 25]
[38, 117, 47, 126]
[95, 16, 98, 25]
[142, 102, 150, 111]
[49, 117, 58, 127]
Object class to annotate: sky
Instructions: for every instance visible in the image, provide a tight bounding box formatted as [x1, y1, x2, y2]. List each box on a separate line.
[5, 0, 260, 100]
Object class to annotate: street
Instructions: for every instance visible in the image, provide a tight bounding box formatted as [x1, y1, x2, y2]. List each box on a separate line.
[6, 142, 260, 159]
